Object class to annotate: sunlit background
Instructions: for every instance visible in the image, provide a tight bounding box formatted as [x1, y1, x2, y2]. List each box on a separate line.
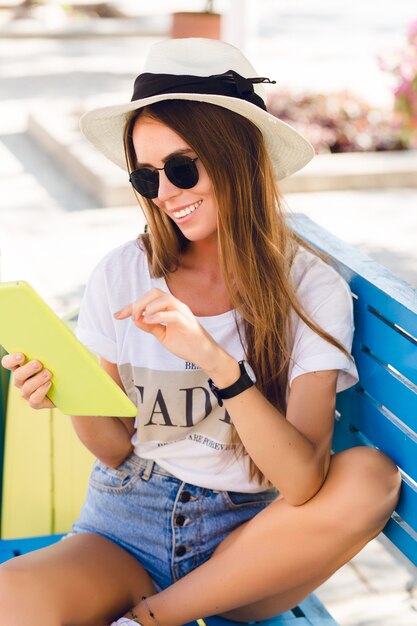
[1, 0, 417, 314]
[1, 3, 417, 623]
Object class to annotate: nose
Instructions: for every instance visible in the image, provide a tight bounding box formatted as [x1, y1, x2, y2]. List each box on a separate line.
[157, 169, 181, 202]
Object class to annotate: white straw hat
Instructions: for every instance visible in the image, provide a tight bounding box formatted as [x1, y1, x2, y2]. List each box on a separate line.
[80, 38, 314, 180]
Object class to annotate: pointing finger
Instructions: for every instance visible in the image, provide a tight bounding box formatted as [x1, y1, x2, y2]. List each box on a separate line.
[114, 304, 133, 320]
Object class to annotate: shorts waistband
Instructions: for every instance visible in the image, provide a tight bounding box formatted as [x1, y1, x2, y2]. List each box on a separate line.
[126, 454, 177, 482]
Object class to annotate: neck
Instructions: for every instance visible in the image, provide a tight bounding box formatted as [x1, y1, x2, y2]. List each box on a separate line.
[182, 236, 221, 274]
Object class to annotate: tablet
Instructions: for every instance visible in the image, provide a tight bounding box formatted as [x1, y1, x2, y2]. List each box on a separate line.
[0, 280, 137, 417]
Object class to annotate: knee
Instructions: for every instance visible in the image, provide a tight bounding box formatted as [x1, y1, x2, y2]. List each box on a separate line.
[357, 447, 400, 518]
[328, 446, 401, 537]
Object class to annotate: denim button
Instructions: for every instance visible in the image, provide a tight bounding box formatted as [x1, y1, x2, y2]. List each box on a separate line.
[175, 545, 186, 556]
[175, 515, 185, 526]
[180, 491, 191, 502]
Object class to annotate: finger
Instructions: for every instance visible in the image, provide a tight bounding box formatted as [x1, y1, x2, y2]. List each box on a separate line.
[13, 359, 44, 388]
[131, 313, 161, 332]
[20, 369, 52, 401]
[143, 310, 183, 325]
[130, 314, 169, 343]
[139, 310, 190, 343]
[1, 352, 26, 371]
[28, 381, 55, 410]
[142, 294, 181, 318]
[114, 304, 133, 320]
[114, 289, 173, 321]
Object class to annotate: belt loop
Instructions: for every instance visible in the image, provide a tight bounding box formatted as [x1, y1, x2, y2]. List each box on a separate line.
[141, 459, 155, 481]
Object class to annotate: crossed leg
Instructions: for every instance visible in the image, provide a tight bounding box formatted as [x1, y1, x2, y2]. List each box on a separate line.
[0, 447, 401, 626]
[135, 447, 401, 625]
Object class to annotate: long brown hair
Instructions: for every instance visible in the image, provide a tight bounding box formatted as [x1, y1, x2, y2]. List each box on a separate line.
[124, 100, 350, 485]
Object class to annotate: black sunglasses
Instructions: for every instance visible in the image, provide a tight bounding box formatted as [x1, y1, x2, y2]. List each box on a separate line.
[129, 155, 199, 199]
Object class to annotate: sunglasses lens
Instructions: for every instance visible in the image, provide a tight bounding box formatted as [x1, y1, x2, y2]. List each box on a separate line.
[129, 168, 159, 199]
[165, 156, 199, 189]
[129, 156, 199, 199]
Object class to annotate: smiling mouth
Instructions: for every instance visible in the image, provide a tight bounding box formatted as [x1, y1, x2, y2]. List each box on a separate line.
[172, 200, 202, 219]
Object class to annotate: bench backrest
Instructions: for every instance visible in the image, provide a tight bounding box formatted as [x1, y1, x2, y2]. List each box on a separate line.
[290, 213, 417, 569]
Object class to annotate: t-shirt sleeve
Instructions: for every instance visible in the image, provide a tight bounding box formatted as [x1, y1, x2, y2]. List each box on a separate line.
[74, 257, 118, 363]
[289, 252, 359, 393]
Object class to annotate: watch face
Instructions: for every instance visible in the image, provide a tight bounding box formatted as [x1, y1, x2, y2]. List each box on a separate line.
[242, 360, 256, 383]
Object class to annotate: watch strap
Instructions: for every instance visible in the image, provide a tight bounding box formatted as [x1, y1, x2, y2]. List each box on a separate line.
[208, 360, 254, 407]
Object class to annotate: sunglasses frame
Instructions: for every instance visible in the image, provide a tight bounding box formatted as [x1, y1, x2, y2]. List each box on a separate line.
[129, 155, 199, 199]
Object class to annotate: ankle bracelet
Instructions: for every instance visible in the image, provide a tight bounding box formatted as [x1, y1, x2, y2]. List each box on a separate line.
[141, 596, 162, 626]
[128, 609, 143, 624]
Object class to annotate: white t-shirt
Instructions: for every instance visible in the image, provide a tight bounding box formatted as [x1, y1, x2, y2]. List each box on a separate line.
[75, 239, 358, 493]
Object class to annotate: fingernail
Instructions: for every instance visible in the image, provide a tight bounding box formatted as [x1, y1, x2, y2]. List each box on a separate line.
[15, 354, 23, 362]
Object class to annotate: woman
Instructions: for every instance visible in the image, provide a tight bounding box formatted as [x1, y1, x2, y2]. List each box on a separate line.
[0, 38, 400, 626]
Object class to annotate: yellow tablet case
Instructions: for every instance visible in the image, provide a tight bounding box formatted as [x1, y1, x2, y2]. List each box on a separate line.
[0, 281, 137, 417]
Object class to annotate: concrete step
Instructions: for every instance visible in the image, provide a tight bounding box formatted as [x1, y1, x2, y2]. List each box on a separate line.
[280, 150, 417, 193]
[27, 104, 135, 208]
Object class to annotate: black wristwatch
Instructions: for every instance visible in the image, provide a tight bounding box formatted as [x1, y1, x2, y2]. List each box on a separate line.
[208, 360, 256, 407]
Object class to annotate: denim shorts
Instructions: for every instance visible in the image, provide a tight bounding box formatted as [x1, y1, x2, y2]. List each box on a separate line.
[71, 453, 278, 591]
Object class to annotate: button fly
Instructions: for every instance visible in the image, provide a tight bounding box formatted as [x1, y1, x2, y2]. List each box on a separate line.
[180, 491, 191, 502]
[175, 514, 185, 526]
[175, 545, 186, 557]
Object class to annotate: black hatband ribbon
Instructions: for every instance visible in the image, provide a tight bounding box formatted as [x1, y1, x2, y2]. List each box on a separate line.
[130, 70, 276, 111]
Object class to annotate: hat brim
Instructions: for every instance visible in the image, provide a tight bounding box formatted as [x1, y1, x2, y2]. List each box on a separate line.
[80, 92, 314, 181]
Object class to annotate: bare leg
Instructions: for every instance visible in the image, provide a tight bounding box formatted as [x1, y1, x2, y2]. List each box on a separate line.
[132, 447, 401, 625]
[0, 533, 157, 626]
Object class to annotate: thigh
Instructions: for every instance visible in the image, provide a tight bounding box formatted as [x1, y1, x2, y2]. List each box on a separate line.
[0, 532, 157, 626]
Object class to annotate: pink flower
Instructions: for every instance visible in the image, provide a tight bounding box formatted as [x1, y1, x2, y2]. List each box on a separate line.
[399, 61, 415, 81]
[381, 17, 417, 147]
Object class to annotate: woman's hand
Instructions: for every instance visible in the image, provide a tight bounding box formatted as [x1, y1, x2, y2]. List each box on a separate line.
[1, 352, 55, 409]
[114, 288, 221, 371]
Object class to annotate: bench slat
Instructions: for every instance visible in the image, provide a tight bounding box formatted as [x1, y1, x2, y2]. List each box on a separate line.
[332, 409, 364, 450]
[337, 389, 417, 482]
[353, 348, 417, 433]
[0, 548, 17, 563]
[394, 476, 417, 533]
[354, 303, 417, 389]
[186, 618, 312, 625]
[350, 277, 417, 353]
[296, 595, 339, 624]
[0, 534, 63, 564]
[186, 616, 310, 625]
[384, 516, 417, 567]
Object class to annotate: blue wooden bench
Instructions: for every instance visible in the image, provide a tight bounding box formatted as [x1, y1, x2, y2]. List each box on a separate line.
[0, 213, 416, 625]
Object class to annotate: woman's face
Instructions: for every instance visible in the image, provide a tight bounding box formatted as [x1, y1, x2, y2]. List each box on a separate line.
[132, 115, 219, 243]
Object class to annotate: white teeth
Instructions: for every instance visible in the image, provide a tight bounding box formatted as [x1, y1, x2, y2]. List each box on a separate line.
[172, 200, 202, 219]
